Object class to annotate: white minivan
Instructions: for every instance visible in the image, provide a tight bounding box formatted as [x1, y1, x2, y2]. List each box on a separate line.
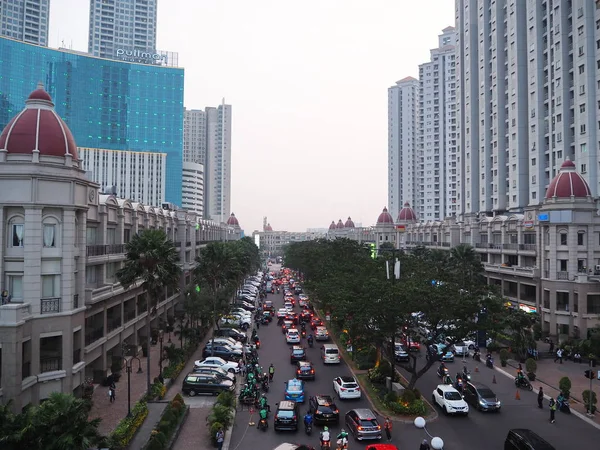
[321, 344, 341, 364]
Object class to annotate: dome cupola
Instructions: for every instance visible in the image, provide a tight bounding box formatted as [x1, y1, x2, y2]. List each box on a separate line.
[545, 158, 592, 200]
[376, 207, 394, 224]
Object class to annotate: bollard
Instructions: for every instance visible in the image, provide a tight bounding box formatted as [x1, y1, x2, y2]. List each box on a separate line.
[515, 390, 521, 400]
[492, 375, 496, 384]
[474, 366, 479, 373]
[249, 407, 255, 426]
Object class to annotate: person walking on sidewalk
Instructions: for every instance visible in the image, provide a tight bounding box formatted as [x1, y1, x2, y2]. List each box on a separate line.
[554, 348, 563, 364]
[383, 417, 392, 442]
[108, 384, 116, 403]
[419, 439, 431, 450]
[537, 387, 544, 408]
[216, 427, 225, 450]
[549, 398, 556, 423]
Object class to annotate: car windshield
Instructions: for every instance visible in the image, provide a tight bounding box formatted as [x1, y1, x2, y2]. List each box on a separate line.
[343, 382, 358, 388]
[277, 410, 294, 418]
[293, 350, 304, 355]
[478, 389, 496, 398]
[300, 365, 311, 370]
[456, 341, 466, 347]
[445, 392, 463, 401]
[287, 383, 302, 392]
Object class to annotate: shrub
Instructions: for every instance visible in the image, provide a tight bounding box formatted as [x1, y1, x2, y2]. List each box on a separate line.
[157, 419, 171, 436]
[208, 421, 224, 446]
[146, 431, 167, 450]
[173, 393, 185, 404]
[208, 404, 233, 430]
[110, 400, 149, 449]
[355, 347, 377, 370]
[583, 390, 598, 413]
[401, 389, 416, 404]
[162, 408, 176, 425]
[412, 388, 421, 400]
[525, 358, 537, 374]
[217, 391, 236, 409]
[558, 376, 572, 399]
[383, 391, 399, 404]
[486, 342, 500, 352]
[368, 360, 393, 384]
[385, 398, 427, 415]
[163, 361, 186, 380]
[499, 349, 510, 366]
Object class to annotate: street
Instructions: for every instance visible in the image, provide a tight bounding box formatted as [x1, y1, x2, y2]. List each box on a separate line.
[228, 280, 600, 450]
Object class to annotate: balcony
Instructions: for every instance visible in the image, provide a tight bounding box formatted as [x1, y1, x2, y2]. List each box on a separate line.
[484, 263, 540, 278]
[107, 316, 122, 333]
[405, 241, 451, 248]
[73, 349, 82, 365]
[86, 244, 125, 257]
[557, 271, 569, 280]
[186, 241, 192, 247]
[41, 298, 61, 314]
[500, 243, 537, 252]
[85, 327, 104, 346]
[40, 356, 62, 373]
[0, 302, 32, 325]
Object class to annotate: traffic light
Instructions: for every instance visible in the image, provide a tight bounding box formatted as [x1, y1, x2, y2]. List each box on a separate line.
[584, 369, 599, 379]
[369, 243, 377, 259]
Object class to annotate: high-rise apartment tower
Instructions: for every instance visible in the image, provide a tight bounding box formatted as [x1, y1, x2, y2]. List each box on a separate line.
[0, 0, 49, 46]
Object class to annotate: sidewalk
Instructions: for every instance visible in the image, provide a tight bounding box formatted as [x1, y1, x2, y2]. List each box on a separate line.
[129, 402, 168, 450]
[89, 342, 164, 436]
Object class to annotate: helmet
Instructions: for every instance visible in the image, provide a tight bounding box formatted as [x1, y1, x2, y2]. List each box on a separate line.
[323, 426, 328, 431]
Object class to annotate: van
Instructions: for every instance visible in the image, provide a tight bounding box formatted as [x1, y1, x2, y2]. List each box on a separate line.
[321, 344, 340, 364]
[504, 429, 555, 450]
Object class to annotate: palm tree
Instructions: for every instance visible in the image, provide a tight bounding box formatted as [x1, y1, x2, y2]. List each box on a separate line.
[117, 229, 181, 396]
[449, 243, 483, 286]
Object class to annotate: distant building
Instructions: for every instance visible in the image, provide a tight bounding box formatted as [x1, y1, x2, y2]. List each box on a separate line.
[183, 109, 207, 164]
[253, 225, 326, 256]
[182, 162, 204, 217]
[205, 102, 232, 223]
[0, 0, 49, 46]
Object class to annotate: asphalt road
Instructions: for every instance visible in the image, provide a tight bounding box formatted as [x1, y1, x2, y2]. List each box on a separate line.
[228, 282, 600, 449]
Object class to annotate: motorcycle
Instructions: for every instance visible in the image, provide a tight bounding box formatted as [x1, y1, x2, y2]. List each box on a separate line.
[321, 440, 331, 450]
[473, 350, 481, 362]
[437, 366, 450, 378]
[301, 329, 307, 338]
[443, 374, 453, 385]
[336, 437, 348, 450]
[462, 368, 471, 381]
[304, 422, 313, 435]
[258, 418, 268, 431]
[557, 396, 571, 414]
[262, 379, 270, 392]
[486, 356, 494, 369]
[514, 376, 533, 391]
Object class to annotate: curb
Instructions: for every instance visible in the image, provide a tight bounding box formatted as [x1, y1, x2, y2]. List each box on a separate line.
[494, 363, 600, 431]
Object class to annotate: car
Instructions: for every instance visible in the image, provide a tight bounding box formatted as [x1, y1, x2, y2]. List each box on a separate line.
[192, 365, 236, 383]
[285, 312, 299, 324]
[310, 317, 324, 330]
[463, 381, 501, 412]
[298, 294, 309, 301]
[286, 328, 301, 344]
[402, 335, 421, 351]
[273, 400, 299, 431]
[202, 344, 242, 361]
[298, 298, 308, 308]
[462, 338, 477, 349]
[427, 343, 454, 362]
[277, 308, 289, 318]
[290, 345, 306, 363]
[182, 373, 234, 397]
[209, 337, 245, 351]
[300, 309, 313, 322]
[333, 376, 361, 400]
[294, 286, 303, 294]
[295, 361, 316, 380]
[308, 395, 339, 424]
[214, 327, 247, 343]
[194, 356, 240, 373]
[315, 326, 330, 341]
[284, 378, 305, 403]
[284, 302, 294, 311]
[394, 343, 409, 362]
[281, 320, 294, 333]
[344, 408, 382, 441]
[234, 301, 256, 311]
[453, 341, 470, 357]
[263, 300, 274, 312]
[431, 384, 469, 415]
[219, 315, 250, 331]
[231, 308, 253, 317]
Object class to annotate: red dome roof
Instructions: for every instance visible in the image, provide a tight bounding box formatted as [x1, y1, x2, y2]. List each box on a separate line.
[336, 219, 344, 229]
[545, 159, 592, 199]
[328, 221, 336, 230]
[397, 202, 417, 222]
[265, 223, 273, 231]
[226, 213, 240, 226]
[344, 217, 355, 228]
[0, 84, 78, 159]
[377, 207, 394, 224]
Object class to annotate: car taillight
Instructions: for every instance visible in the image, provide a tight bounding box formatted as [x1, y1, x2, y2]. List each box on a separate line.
[356, 387, 360, 391]
[297, 370, 301, 374]
[311, 369, 314, 373]
[376, 425, 381, 430]
[340, 387, 346, 391]
[357, 426, 363, 431]
[292, 415, 296, 420]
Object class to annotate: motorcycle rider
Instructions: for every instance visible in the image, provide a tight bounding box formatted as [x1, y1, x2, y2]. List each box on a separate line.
[307, 334, 314, 346]
[303, 411, 313, 432]
[336, 429, 349, 449]
[257, 407, 268, 429]
[438, 361, 447, 376]
[259, 393, 269, 411]
[269, 363, 275, 381]
[320, 426, 331, 447]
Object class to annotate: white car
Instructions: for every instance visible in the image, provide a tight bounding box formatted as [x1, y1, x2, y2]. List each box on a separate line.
[210, 337, 248, 353]
[194, 356, 240, 373]
[453, 341, 470, 357]
[431, 384, 469, 415]
[315, 326, 329, 341]
[284, 302, 294, 311]
[333, 376, 361, 399]
[219, 315, 250, 330]
[286, 328, 301, 344]
[231, 309, 252, 318]
[277, 308, 289, 318]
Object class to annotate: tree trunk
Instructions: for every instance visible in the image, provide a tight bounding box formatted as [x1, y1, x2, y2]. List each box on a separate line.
[390, 334, 396, 384]
[146, 296, 152, 397]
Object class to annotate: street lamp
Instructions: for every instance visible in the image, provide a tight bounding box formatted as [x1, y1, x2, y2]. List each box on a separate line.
[123, 357, 143, 417]
[414, 417, 444, 450]
[158, 330, 165, 377]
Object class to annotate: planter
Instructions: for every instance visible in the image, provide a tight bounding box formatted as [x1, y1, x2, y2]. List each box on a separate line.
[501, 360, 507, 367]
[527, 372, 536, 381]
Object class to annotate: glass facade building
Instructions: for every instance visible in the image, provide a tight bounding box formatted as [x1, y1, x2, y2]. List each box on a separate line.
[0, 37, 184, 205]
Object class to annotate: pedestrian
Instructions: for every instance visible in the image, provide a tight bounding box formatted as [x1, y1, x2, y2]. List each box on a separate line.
[383, 417, 392, 442]
[256, 319, 260, 330]
[549, 397, 556, 423]
[537, 387, 544, 408]
[554, 348, 563, 364]
[549, 340, 554, 353]
[216, 427, 225, 450]
[108, 385, 115, 403]
[419, 439, 431, 450]
[269, 363, 275, 381]
[239, 361, 246, 377]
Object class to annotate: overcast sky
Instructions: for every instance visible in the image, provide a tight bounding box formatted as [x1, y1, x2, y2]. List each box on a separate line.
[49, 0, 454, 233]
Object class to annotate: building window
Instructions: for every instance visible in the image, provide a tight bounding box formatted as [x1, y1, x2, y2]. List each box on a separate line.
[106, 228, 116, 245]
[86, 227, 97, 245]
[86, 267, 96, 285]
[6, 275, 23, 302]
[9, 222, 24, 247]
[578, 232, 585, 246]
[559, 259, 568, 272]
[560, 233, 568, 245]
[43, 224, 56, 248]
[42, 275, 60, 298]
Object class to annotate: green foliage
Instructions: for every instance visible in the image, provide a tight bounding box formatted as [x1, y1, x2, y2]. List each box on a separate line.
[111, 400, 148, 449]
[145, 395, 187, 450]
[383, 391, 399, 404]
[0, 393, 106, 450]
[401, 389, 416, 404]
[207, 404, 233, 430]
[217, 391, 236, 409]
[386, 398, 427, 415]
[208, 422, 224, 446]
[559, 376, 572, 398]
[583, 390, 598, 413]
[525, 358, 537, 374]
[355, 347, 377, 370]
[499, 348, 510, 363]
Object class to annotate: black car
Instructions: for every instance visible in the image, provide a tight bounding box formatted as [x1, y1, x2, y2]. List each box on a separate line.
[192, 366, 236, 384]
[290, 345, 306, 363]
[294, 286, 303, 294]
[202, 344, 242, 361]
[214, 328, 247, 343]
[182, 373, 234, 397]
[295, 361, 316, 380]
[308, 395, 339, 424]
[300, 309, 312, 322]
[274, 400, 299, 431]
[463, 381, 501, 412]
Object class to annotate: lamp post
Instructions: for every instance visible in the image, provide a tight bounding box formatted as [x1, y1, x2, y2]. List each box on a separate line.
[124, 357, 143, 417]
[158, 330, 165, 377]
[414, 416, 444, 449]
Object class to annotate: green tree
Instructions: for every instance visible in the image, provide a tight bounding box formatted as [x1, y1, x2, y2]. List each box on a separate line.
[117, 229, 182, 395]
[0, 394, 106, 450]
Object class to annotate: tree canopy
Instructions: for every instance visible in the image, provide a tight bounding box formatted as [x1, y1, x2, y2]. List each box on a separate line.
[285, 239, 508, 389]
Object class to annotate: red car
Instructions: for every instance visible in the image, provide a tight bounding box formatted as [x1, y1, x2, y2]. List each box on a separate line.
[300, 309, 313, 322]
[402, 335, 421, 351]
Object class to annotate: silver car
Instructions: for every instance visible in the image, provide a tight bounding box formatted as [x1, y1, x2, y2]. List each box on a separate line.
[344, 408, 382, 440]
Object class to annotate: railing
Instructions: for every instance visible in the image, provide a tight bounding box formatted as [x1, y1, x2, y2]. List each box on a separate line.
[41, 298, 61, 314]
[85, 328, 104, 346]
[73, 349, 82, 365]
[174, 241, 182, 247]
[557, 271, 569, 280]
[73, 294, 79, 309]
[124, 309, 136, 323]
[40, 356, 62, 373]
[86, 244, 126, 257]
[22, 362, 31, 379]
[0, 302, 32, 325]
[484, 264, 539, 276]
[405, 241, 451, 247]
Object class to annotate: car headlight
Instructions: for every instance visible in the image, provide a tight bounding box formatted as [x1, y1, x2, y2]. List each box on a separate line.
[497, 401, 502, 406]
[479, 400, 486, 406]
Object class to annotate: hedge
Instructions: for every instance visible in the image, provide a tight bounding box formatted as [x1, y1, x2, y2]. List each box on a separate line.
[110, 400, 149, 449]
[145, 393, 187, 450]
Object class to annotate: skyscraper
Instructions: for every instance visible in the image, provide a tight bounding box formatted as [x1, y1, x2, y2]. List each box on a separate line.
[183, 108, 207, 164]
[0, 0, 49, 46]
[205, 102, 232, 223]
[388, 77, 419, 219]
[418, 27, 458, 221]
[88, 0, 158, 59]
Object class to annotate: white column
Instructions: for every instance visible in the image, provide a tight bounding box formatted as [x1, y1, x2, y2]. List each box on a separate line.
[23, 207, 42, 315]
[61, 209, 76, 312]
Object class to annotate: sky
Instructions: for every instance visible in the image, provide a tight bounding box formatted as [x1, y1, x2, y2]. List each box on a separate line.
[48, 0, 454, 233]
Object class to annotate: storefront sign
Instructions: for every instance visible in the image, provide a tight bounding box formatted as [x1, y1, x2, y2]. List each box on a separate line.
[116, 48, 167, 63]
[523, 220, 534, 229]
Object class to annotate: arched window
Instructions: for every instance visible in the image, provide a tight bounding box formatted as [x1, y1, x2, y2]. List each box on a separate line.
[7, 216, 24, 247]
[558, 230, 568, 246]
[42, 216, 60, 248]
